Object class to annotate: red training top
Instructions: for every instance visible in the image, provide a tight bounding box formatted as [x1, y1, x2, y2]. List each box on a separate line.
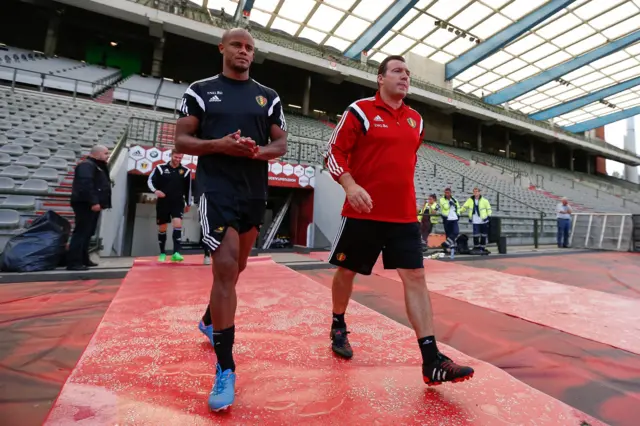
[325, 92, 424, 223]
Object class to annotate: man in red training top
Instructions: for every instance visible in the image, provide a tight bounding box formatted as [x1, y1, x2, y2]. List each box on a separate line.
[324, 55, 474, 386]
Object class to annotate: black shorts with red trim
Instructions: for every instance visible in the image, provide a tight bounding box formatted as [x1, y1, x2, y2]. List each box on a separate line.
[329, 217, 424, 275]
[198, 192, 266, 252]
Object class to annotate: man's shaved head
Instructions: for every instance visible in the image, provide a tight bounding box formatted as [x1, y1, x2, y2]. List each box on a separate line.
[219, 27, 255, 76]
[90, 144, 109, 162]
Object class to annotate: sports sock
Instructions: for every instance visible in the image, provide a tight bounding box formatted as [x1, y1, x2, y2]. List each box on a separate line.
[418, 335, 439, 365]
[332, 312, 346, 329]
[203, 306, 212, 326]
[213, 325, 235, 372]
[172, 227, 182, 253]
[158, 231, 167, 254]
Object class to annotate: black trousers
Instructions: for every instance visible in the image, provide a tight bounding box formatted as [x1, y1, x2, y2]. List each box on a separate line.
[68, 203, 100, 266]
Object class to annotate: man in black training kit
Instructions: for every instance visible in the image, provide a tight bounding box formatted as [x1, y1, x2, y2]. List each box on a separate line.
[175, 28, 287, 411]
[147, 150, 192, 262]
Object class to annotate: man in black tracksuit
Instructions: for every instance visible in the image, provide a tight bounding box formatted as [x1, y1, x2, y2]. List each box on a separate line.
[192, 173, 212, 265]
[147, 150, 192, 262]
[68, 145, 112, 271]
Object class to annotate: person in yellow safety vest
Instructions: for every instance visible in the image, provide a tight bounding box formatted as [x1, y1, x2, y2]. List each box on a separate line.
[460, 187, 492, 253]
[417, 194, 439, 251]
[439, 187, 460, 252]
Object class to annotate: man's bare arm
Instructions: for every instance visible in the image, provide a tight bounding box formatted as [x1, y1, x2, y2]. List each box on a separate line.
[254, 124, 287, 161]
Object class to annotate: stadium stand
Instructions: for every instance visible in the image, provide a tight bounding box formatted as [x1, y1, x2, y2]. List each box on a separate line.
[0, 45, 120, 96]
[0, 86, 172, 250]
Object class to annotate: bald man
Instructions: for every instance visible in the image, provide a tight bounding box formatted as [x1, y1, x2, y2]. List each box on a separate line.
[68, 145, 112, 271]
[175, 27, 287, 411]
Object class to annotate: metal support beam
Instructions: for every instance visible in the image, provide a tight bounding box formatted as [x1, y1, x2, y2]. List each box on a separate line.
[344, 0, 418, 59]
[242, 0, 254, 16]
[484, 29, 640, 105]
[446, 0, 575, 80]
[564, 106, 640, 133]
[530, 76, 640, 120]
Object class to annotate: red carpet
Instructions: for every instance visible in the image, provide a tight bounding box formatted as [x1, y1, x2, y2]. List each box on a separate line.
[44, 257, 599, 425]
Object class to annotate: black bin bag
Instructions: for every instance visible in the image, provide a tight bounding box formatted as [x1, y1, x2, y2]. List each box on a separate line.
[1, 211, 71, 272]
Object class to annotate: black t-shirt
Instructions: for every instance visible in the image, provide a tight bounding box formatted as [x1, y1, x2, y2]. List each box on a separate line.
[179, 73, 286, 200]
[147, 161, 192, 205]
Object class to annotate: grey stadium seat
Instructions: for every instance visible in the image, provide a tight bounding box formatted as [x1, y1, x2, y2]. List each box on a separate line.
[0, 144, 25, 156]
[55, 149, 76, 161]
[0, 165, 30, 179]
[0, 121, 12, 131]
[0, 135, 7, 145]
[15, 155, 41, 168]
[0, 153, 11, 165]
[28, 147, 51, 158]
[0, 209, 20, 229]
[31, 132, 49, 143]
[5, 129, 27, 139]
[54, 135, 73, 145]
[13, 137, 35, 148]
[19, 179, 49, 194]
[44, 157, 68, 170]
[38, 140, 58, 150]
[1, 195, 36, 210]
[63, 142, 82, 153]
[0, 177, 16, 192]
[32, 167, 60, 182]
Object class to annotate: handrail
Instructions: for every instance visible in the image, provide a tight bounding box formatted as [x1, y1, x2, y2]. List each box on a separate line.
[470, 154, 526, 178]
[417, 147, 547, 217]
[124, 0, 639, 162]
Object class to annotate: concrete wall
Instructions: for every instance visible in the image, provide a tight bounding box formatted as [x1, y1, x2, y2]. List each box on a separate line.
[404, 52, 450, 90]
[99, 148, 128, 257]
[312, 167, 345, 249]
[130, 201, 200, 257]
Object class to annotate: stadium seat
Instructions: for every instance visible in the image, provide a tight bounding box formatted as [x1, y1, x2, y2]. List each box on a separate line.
[15, 155, 41, 168]
[32, 167, 61, 182]
[13, 137, 35, 148]
[1, 194, 36, 210]
[44, 157, 69, 170]
[0, 165, 30, 179]
[0, 209, 20, 229]
[0, 144, 25, 156]
[19, 179, 49, 194]
[0, 177, 16, 192]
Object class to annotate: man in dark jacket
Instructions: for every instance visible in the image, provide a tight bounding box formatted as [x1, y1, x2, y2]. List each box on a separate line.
[67, 145, 112, 270]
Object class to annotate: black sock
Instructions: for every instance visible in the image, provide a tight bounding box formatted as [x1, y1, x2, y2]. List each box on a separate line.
[158, 231, 167, 254]
[213, 325, 235, 372]
[418, 335, 439, 364]
[202, 306, 212, 326]
[332, 312, 346, 329]
[172, 228, 182, 253]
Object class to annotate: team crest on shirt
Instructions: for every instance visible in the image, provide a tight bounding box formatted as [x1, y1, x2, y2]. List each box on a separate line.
[179, 169, 184, 175]
[336, 253, 346, 262]
[256, 95, 267, 107]
[407, 117, 417, 128]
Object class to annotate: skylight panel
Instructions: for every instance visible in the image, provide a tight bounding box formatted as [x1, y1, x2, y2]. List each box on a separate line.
[271, 17, 300, 35]
[381, 34, 415, 55]
[452, 79, 465, 88]
[611, 65, 640, 80]
[560, 109, 587, 120]
[533, 98, 560, 109]
[423, 29, 457, 48]
[574, 0, 626, 20]
[472, 13, 512, 39]
[482, 0, 510, 8]
[572, 72, 604, 86]
[249, 9, 271, 26]
[521, 92, 548, 104]
[536, 13, 582, 40]
[324, 36, 351, 52]
[519, 105, 536, 114]
[565, 33, 607, 55]
[484, 77, 513, 92]
[589, 51, 630, 69]
[478, 51, 513, 69]
[393, 8, 419, 30]
[208, 0, 238, 14]
[403, 14, 436, 40]
[308, 5, 344, 32]
[410, 43, 436, 57]
[509, 65, 541, 81]
[278, 0, 315, 22]
[617, 98, 640, 108]
[415, 0, 433, 9]
[501, 0, 547, 20]
[323, 0, 356, 9]
[581, 77, 615, 91]
[430, 51, 455, 64]
[334, 15, 370, 41]
[521, 44, 559, 63]
[584, 103, 607, 113]
[253, 0, 279, 13]
[444, 38, 476, 56]
[601, 58, 638, 75]
[626, 42, 640, 55]
[544, 84, 575, 97]
[427, 0, 473, 20]
[505, 34, 545, 56]
[457, 83, 477, 93]
[470, 71, 501, 87]
[602, 15, 640, 40]
[606, 92, 638, 103]
[590, 2, 638, 30]
[552, 24, 595, 48]
[369, 52, 387, 64]
[298, 27, 326, 44]
[352, 0, 394, 21]
[450, 2, 492, 29]
[456, 65, 486, 81]
[537, 80, 561, 92]
[535, 51, 572, 69]
[555, 88, 585, 101]
[563, 65, 594, 80]
[494, 58, 527, 75]
[373, 32, 394, 49]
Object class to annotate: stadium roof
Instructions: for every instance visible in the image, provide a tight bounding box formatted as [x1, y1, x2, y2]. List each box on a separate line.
[197, 0, 640, 131]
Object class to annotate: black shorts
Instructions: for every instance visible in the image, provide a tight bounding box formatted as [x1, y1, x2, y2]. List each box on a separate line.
[198, 192, 266, 252]
[329, 218, 424, 275]
[156, 199, 184, 225]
